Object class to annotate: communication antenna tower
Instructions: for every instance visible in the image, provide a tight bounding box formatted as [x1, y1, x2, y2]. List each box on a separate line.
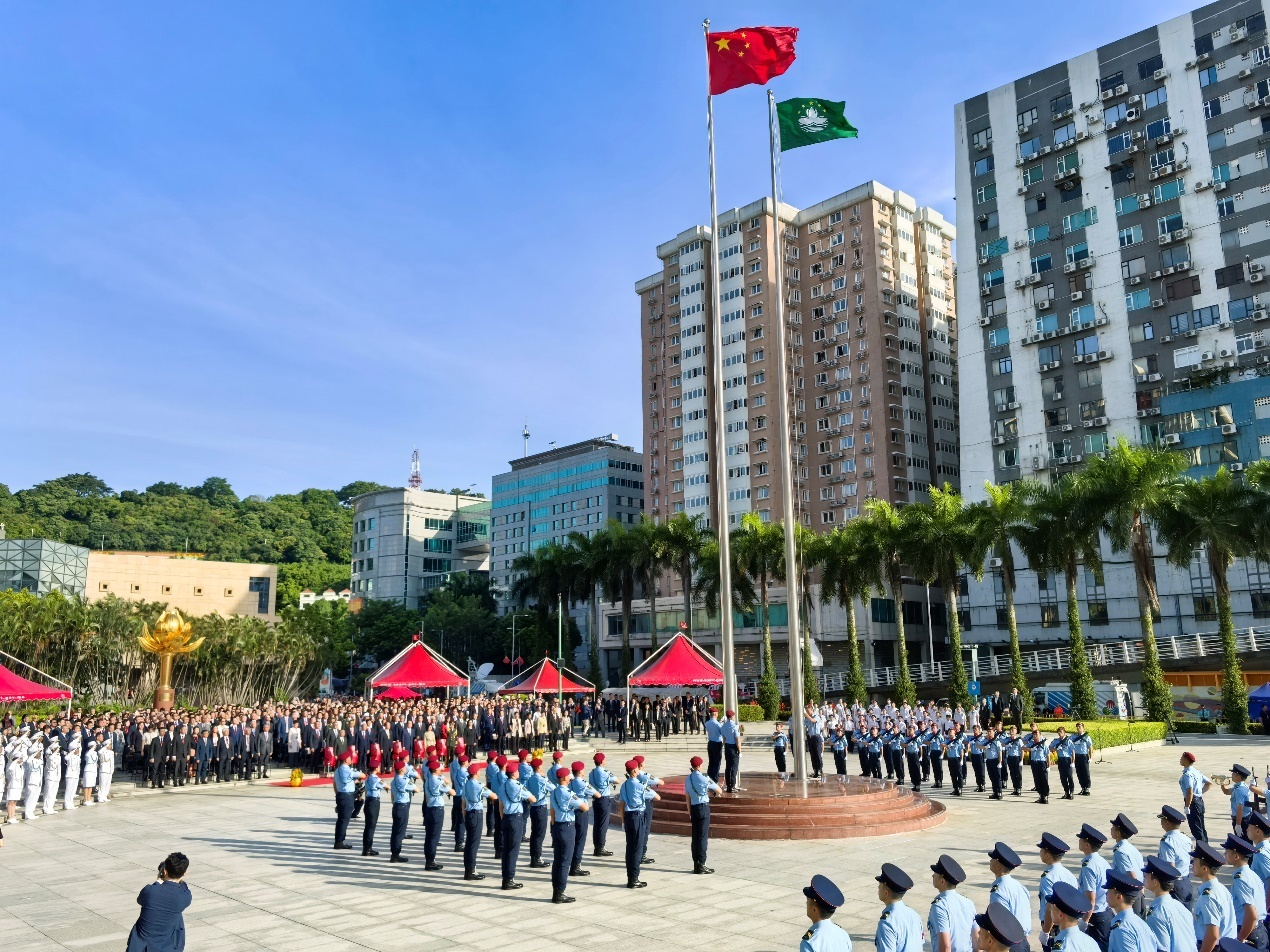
[408, 448, 422, 489]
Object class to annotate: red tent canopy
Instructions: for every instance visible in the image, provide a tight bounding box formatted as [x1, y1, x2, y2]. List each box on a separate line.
[368, 637, 468, 690]
[497, 657, 594, 695]
[627, 633, 724, 687]
[0, 662, 72, 702]
[376, 685, 421, 699]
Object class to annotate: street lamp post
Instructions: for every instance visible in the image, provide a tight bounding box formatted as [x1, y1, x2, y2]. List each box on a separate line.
[557, 592, 564, 708]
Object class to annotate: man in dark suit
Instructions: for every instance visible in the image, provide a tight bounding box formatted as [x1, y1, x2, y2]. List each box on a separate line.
[253, 726, 272, 779]
[215, 729, 233, 783]
[195, 730, 212, 784]
[171, 726, 191, 786]
[127, 852, 192, 952]
[147, 729, 168, 789]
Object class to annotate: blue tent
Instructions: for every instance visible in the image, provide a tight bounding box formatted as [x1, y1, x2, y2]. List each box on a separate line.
[1247, 682, 1270, 723]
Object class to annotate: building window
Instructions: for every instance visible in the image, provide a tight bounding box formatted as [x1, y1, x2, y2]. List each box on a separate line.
[249, 577, 271, 615]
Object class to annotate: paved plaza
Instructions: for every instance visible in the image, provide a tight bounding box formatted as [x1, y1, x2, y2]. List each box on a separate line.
[2, 735, 1267, 952]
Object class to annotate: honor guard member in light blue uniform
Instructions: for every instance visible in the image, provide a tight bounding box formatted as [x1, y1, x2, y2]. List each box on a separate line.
[549, 766, 588, 904]
[462, 761, 496, 880]
[984, 728, 1004, 800]
[525, 757, 553, 869]
[1224, 766, 1261, 838]
[875, 863, 924, 952]
[1144, 858, 1196, 952]
[1005, 727, 1025, 797]
[968, 725, 987, 792]
[1072, 723, 1093, 795]
[804, 704, 826, 780]
[686, 755, 720, 874]
[1244, 812, 1270, 898]
[989, 842, 1033, 952]
[929, 854, 975, 952]
[333, 750, 363, 849]
[801, 874, 852, 952]
[488, 754, 506, 858]
[449, 753, 468, 852]
[1077, 824, 1113, 951]
[927, 727, 946, 790]
[889, 727, 908, 786]
[1027, 729, 1052, 805]
[832, 727, 849, 778]
[1038, 833, 1080, 948]
[1156, 805, 1195, 905]
[1181, 752, 1213, 843]
[1051, 728, 1076, 800]
[423, 758, 453, 871]
[567, 760, 599, 877]
[361, 766, 384, 857]
[705, 708, 724, 782]
[619, 758, 657, 888]
[388, 760, 419, 863]
[721, 710, 743, 792]
[1109, 814, 1145, 913]
[904, 728, 922, 791]
[1048, 883, 1101, 952]
[634, 756, 662, 865]
[1223, 834, 1269, 950]
[1103, 871, 1156, 952]
[853, 724, 869, 776]
[1192, 841, 1238, 952]
[588, 753, 614, 857]
[945, 730, 966, 796]
[499, 758, 535, 890]
[978, 903, 1029, 952]
[774, 723, 790, 778]
[867, 727, 885, 780]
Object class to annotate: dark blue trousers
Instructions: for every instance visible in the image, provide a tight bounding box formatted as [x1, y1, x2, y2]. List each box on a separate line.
[551, 821, 576, 892]
[592, 797, 611, 852]
[501, 811, 525, 883]
[334, 791, 353, 846]
[424, 804, 444, 864]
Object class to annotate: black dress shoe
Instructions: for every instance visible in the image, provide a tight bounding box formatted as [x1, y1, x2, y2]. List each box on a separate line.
[594, 849, 613, 857]
[693, 864, 714, 874]
[570, 867, 591, 876]
[642, 857, 655, 864]
[627, 880, 646, 888]
[425, 863, 444, 871]
[552, 892, 576, 904]
[502, 880, 523, 890]
[334, 842, 353, 850]
[453, 845, 465, 852]
[405, 833, 415, 839]
[530, 859, 549, 868]
[362, 849, 380, 856]
[464, 872, 485, 881]
[1080, 790, 1091, 796]
[389, 855, 409, 863]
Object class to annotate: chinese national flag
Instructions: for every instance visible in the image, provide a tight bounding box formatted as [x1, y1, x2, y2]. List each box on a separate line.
[707, 26, 798, 95]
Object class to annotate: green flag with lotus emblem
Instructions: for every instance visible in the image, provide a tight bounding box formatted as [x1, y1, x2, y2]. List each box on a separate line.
[776, 98, 857, 151]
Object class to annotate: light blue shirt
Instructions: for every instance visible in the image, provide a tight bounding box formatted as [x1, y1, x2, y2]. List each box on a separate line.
[525, 770, 549, 805]
[705, 718, 723, 743]
[1072, 733, 1093, 756]
[1146, 893, 1194, 952]
[802, 918, 852, 952]
[875, 900, 923, 952]
[501, 775, 530, 815]
[334, 763, 358, 793]
[1157, 830, 1193, 877]
[589, 765, 613, 796]
[463, 777, 491, 811]
[686, 769, 719, 805]
[568, 775, 597, 806]
[928, 890, 975, 952]
[1005, 736, 1024, 758]
[1107, 909, 1156, 952]
[424, 771, 449, 808]
[1252, 841, 1270, 886]
[1052, 925, 1100, 952]
[364, 772, 384, 800]
[1080, 853, 1111, 912]
[619, 776, 653, 813]
[550, 783, 583, 822]
[1026, 737, 1049, 767]
[1180, 766, 1209, 800]
[1039, 862, 1079, 925]
[449, 757, 465, 794]
[486, 762, 504, 799]
[990, 874, 1033, 936]
[390, 772, 416, 805]
[1050, 736, 1074, 759]
[1112, 840, 1144, 878]
[1231, 865, 1266, 919]
[1230, 781, 1255, 819]
[1193, 879, 1237, 941]
[720, 719, 741, 744]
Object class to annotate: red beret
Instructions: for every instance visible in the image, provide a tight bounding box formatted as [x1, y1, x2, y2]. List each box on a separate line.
[555, 767, 571, 780]
[487, 751, 497, 760]
[427, 759, 440, 770]
[634, 755, 645, 765]
[690, 756, 703, 768]
[341, 749, 355, 761]
[467, 763, 482, 776]
[458, 755, 469, 764]
[1182, 751, 1196, 763]
[518, 749, 530, 760]
[625, 759, 639, 771]
[725, 710, 735, 717]
[552, 751, 564, 760]
[426, 745, 435, 754]
[393, 759, 406, 770]
[571, 761, 585, 772]
[496, 755, 507, 766]
[531, 758, 543, 768]
[593, 752, 605, 763]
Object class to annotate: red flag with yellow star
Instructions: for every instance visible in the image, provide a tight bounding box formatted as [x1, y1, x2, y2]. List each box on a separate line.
[707, 26, 798, 95]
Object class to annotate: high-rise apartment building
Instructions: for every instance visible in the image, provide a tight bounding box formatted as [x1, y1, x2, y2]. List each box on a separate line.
[637, 182, 958, 535]
[955, 1, 1270, 645]
[349, 488, 490, 609]
[490, 435, 645, 616]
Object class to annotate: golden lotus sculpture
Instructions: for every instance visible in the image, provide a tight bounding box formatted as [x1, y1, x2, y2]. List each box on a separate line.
[139, 608, 204, 709]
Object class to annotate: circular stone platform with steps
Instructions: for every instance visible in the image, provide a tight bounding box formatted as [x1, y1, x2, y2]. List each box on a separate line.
[629, 775, 946, 840]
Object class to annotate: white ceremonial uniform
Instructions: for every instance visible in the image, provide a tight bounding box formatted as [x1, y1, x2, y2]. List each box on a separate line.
[23, 753, 43, 819]
[42, 746, 61, 814]
[63, 744, 81, 809]
[97, 743, 115, 801]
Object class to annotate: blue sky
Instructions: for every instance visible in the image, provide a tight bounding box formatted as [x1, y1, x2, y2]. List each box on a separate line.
[1, 1, 1196, 498]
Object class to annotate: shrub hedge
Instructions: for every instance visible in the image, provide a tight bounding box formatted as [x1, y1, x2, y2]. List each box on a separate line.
[1030, 719, 1168, 749]
[738, 703, 765, 722]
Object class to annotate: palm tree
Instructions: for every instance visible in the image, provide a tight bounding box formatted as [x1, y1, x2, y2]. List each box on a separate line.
[905, 484, 977, 709]
[1015, 479, 1101, 719]
[973, 480, 1040, 722]
[631, 518, 671, 652]
[1080, 438, 1185, 724]
[792, 523, 826, 705]
[510, 543, 566, 633]
[1154, 468, 1261, 732]
[858, 499, 918, 706]
[662, 513, 707, 637]
[596, 521, 639, 679]
[819, 519, 872, 704]
[732, 512, 785, 717]
[567, 530, 608, 688]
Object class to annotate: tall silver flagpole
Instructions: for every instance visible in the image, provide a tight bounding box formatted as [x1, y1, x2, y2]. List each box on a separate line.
[703, 19, 738, 719]
[768, 91, 809, 786]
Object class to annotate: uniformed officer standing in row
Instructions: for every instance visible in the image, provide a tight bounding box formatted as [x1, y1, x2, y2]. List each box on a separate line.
[589, 753, 615, 857]
[462, 761, 496, 880]
[1221, 834, 1267, 950]
[1077, 824, 1112, 950]
[686, 754, 719, 874]
[1027, 728, 1051, 805]
[1142, 857, 1194, 952]
[549, 765, 588, 904]
[1156, 805, 1194, 905]
[1192, 841, 1237, 952]
[619, 757, 657, 888]
[1103, 871, 1155, 952]
[800, 874, 852, 952]
[874, 863, 924, 952]
[1180, 751, 1212, 843]
[499, 757, 535, 889]
[928, 854, 974, 952]
[1038, 833, 1079, 949]
[361, 764, 383, 857]
[389, 759, 419, 863]
[423, 758, 452, 871]
[568, 760, 599, 878]
[988, 842, 1032, 952]
[1048, 882, 1100, 952]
